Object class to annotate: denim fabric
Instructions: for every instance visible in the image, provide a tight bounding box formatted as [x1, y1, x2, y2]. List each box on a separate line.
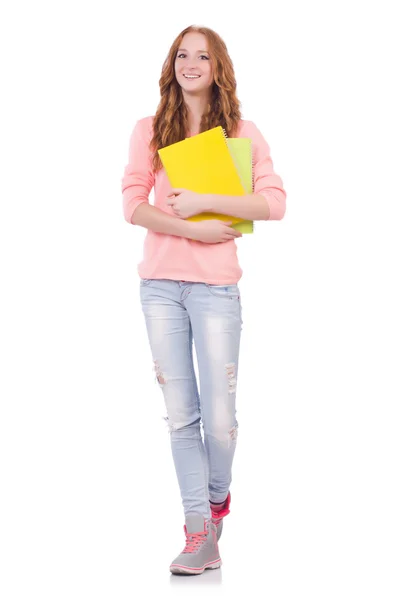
[140, 278, 242, 518]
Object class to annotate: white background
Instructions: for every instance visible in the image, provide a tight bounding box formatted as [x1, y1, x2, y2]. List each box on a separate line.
[1, 0, 396, 597]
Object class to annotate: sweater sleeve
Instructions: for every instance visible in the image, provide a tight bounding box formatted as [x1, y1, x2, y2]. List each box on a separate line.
[247, 121, 286, 220]
[121, 118, 154, 224]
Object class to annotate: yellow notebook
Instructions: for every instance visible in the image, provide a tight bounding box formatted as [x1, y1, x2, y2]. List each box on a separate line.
[226, 138, 254, 234]
[158, 126, 245, 225]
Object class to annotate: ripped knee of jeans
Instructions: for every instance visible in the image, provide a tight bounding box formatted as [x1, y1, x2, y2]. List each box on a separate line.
[225, 362, 237, 395]
[153, 360, 166, 387]
[228, 423, 239, 447]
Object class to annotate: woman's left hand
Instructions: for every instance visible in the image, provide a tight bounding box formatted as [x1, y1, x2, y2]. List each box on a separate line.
[166, 188, 208, 219]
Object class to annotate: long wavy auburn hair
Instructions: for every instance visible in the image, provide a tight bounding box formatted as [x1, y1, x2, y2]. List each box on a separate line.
[150, 25, 242, 173]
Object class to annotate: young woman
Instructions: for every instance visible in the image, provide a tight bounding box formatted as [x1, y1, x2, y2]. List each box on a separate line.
[121, 25, 286, 575]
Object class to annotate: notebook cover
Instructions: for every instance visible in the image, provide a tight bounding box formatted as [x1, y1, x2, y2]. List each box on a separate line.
[158, 126, 246, 225]
[226, 138, 254, 234]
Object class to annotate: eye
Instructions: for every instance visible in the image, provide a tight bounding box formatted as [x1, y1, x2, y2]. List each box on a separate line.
[176, 53, 209, 60]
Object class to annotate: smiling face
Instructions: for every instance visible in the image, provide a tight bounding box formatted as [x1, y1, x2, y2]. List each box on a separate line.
[174, 32, 214, 96]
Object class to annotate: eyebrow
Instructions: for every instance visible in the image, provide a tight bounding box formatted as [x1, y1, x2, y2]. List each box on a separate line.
[177, 48, 209, 53]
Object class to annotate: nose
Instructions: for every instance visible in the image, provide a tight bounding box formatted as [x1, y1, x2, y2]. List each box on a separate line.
[186, 57, 199, 69]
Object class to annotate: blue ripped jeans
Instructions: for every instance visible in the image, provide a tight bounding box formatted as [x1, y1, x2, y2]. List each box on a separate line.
[140, 278, 242, 519]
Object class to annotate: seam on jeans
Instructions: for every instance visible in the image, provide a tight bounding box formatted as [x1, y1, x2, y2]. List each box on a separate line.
[196, 433, 210, 513]
[180, 284, 192, 304]
[204, 431, 213, 503]
[187, 321, 200, 415]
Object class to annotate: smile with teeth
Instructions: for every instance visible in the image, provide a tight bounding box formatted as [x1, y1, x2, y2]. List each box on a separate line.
[184, 74, 201, 79]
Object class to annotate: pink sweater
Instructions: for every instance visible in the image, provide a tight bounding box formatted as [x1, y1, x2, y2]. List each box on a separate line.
[121, 116, 286, 284]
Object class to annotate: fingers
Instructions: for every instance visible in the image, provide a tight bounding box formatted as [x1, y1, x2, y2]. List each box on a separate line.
[226, 226, 242, 237]
[220, 220, 241, 235]
[224, 231, 242, 240]
[167, 188, 184, 197]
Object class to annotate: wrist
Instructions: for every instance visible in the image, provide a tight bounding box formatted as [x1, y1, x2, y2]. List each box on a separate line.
[178, 218, 197, 239]
[202, 193, 213, 213]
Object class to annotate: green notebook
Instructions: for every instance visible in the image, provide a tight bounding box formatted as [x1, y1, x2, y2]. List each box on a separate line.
[226, 138, 254, 234]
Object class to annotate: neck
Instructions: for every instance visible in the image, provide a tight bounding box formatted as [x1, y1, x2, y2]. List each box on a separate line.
[182, 93, 211, 134]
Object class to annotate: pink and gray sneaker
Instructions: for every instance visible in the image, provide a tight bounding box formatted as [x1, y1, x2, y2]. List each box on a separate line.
[209, 492, 231, 541]
[169, 513, 222, 575]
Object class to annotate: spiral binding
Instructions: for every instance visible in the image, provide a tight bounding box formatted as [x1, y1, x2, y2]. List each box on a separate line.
[221, 126, 229, 141]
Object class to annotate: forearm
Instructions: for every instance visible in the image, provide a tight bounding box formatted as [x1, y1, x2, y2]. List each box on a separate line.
[205, 193, 271, 221]
[132, 202, 195, 238]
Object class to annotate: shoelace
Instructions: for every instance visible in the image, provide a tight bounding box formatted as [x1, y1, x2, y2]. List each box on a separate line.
[182, 528, 208, 554]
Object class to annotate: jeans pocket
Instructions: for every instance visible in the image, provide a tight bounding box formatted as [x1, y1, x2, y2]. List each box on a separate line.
[205, 284, 240, 299]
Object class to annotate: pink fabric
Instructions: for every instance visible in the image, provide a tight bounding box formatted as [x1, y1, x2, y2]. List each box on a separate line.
[210, 491, 231, 523]
[121, 116, 286, 284]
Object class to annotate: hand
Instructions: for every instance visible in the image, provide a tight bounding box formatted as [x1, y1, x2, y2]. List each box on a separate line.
[166, 188, 208, 219]
[188, 220, 242, 244]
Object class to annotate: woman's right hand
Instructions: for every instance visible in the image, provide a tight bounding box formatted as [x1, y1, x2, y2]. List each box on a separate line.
[187, 220, 242, 244]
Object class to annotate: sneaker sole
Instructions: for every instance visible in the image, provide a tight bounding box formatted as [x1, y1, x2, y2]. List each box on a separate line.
[170, 558, 222, 575]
